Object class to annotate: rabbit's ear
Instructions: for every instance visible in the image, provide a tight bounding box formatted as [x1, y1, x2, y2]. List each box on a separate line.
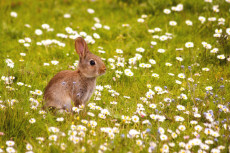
[75, 37, 89, 58]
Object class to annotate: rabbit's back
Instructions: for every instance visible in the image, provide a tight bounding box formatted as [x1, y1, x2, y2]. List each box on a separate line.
[44, 70, 75, 110]
[44, 70, 96, 110]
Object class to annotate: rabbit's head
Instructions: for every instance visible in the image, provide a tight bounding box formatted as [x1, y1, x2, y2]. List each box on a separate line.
[75, 37, 106, 78]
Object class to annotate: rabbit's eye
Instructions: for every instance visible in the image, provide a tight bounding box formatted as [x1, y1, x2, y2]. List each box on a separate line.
[90, 60, 95, 65]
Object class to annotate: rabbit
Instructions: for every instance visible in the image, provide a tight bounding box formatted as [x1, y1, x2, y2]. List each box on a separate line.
[43, 37, 106, 112]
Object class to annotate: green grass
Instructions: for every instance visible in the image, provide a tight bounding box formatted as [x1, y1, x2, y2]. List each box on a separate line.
[0, 0, 230, 152]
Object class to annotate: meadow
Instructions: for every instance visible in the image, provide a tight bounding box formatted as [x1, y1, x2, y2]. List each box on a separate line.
[0, 0, 230, 152]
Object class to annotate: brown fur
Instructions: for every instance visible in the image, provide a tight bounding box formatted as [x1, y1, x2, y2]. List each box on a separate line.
[43, 37, 106, 111]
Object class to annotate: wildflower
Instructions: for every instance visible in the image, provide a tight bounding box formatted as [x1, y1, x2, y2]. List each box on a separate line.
[139, 63, 146, 68]
[122, 24, 130, 27]
[26, 143, 33, 150]
[176, 57, 183, 62]
[128, 129, 140, 138]
[116, 49, 123, 54]
[141, 14, 148, 18]
[98, 113, 106, 119]
[93, 17, 100, 23]
[215, 29, 222, 34]
[202, 68, 210, 71]
[162, 144, 171, 152]
[177, 105, 185, 111]
[51, 60, 59, 65]
[24, 43, 30, 47]
[178, 73, 185, 79]
[194, 113, 201, 118]
[180, 93, 187, 100]
[49, 135, 57, 141]
[149, 103, 156, 109]
[176, 80, 182, 84]
[116, 62, 124, 67]
[199, 16, 206, 23]
[185, 20, 193, 26]
[208, 17, 216, 21]
[5, 59, 14, 68]
[158, 127, 165, 134]
[205, 86, 213, 91]
[17, 82, 24, 86]
[103, 25, 110, 30]
[136, 47, 145, 52]
[152, 73, 159, 78]
[137, 18, 144, 23]
[165, 63, 172, 66]
[87, 8, 95, 14]
[149, 59, 156, 64]
[154, 86, 162, 92]
[56, 117, 64, 122]
[35, 90, 43, 95]
[64, 13, 71, 18]
[135, 54, 142, 60]
[101, 109, 110, 115]
[48, 127, 60, 133]
[18, 39, 25, 43]
[132, 115, 139, 123]
[136, 139, 143, 146]
[29, 118, 36, 124]
[175, 116, 185, 122]
[89, 121, 97, 128]
[87, 112, 95, 117]
[151, 41, 157, 45]
[10, 12, 17, 18]
[171, 132, 177, 138]
[6, 141, 15, 147]
[72, 107, 81, 113]
[226, 28, 230, 35]
[217, 54, 225, 59]
[41, 24, 50, 29]
[159, 35, 168, 41]
[35, 29, 43, 35]
[60, 143, 66, 150]
[6, 147, 15, 153]
[160, 134, 168, 141]
[19, 53, 26, 56]
[93, 33, 100, 39]
[190, 120, 198, 125]
[210, 48, 219, 54]
[142, 120, 150, 124]
[146, 89, 155, 99]
[36, 137, 45, 143]
[94, 23, 102, 28]
[185, 42, 194, 48]
[148, 29, 154, 34]
[179, 142, 186, 148]
[154, 27, 162, 32]
[163, 9, 171, 14]
[178, 125, 186, 131]
[146, 64, 152, 68]
[124, 69, 133, 76]
[169, 21, 177, 26]
[200, 144, 209, 150]
[158, 49, 165, 53]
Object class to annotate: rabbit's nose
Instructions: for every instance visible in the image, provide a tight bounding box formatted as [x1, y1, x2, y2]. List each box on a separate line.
[100, 66, 106, 74]
[102, 65, 106, 71]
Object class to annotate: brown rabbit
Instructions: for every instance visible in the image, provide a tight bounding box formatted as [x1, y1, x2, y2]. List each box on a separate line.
[43, 37, 106, 112]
